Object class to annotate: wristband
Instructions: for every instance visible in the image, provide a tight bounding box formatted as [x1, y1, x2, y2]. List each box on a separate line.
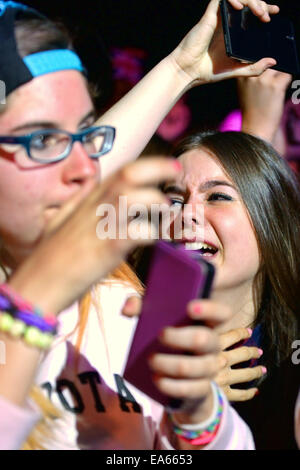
[0, 283, 57, 327]
[169, 382, 224, 446]
[0, 283, 57, 349]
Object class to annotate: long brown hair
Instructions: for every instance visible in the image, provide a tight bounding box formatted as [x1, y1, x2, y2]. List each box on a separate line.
[172, 131, 300, 366]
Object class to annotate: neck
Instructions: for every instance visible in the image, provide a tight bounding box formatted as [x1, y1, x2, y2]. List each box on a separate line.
[0, 245, 22, 280]
[212, 283, 256, 333]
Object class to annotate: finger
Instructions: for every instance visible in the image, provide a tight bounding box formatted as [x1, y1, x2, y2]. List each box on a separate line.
[221, 346, 263, 367]
[237, 0, 279, 21]
[44, 179, 97, 235]
[126, 188, 171, 208]
[153, 376, 212, 400]
[276, 72, 293, 87]
[119, 157, 181, 187]
[219, 327, 252, 350]
[216, 58, 277, 83]
[160, 325, 220, 354]
[218, 365, 266, 386]
[191, 0, 220, 47]
[225, 386, 259, 402]
[121, 296, 142, 317]
[237, 58, 277, 78]
[187, 299, 232, 327]
[228, 0, 244, 10]
[148, 353, 219, 379]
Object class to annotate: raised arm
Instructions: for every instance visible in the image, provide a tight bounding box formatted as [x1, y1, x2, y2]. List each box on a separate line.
[0, 157, 178, 409]
[238, 69, 291, 148]
[97, 0, 279, 177]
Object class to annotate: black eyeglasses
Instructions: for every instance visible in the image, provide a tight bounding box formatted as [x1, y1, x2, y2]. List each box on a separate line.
[0, 126, 116, 167]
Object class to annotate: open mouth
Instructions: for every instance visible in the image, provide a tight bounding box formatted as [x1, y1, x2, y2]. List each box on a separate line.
[184, 242, 218, 258]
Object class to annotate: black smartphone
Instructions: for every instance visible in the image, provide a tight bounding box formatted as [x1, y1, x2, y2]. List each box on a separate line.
[123, 241, 215, 410]
[220, 0, 300, 75]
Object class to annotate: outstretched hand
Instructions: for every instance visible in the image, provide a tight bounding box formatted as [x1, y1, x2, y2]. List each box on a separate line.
[170, 0, 279, 85]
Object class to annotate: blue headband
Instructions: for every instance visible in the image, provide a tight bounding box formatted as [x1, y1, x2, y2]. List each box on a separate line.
[0, 1, 85, 97]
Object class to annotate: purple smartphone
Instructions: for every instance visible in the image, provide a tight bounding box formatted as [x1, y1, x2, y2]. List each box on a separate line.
[123, 241, 215, 409]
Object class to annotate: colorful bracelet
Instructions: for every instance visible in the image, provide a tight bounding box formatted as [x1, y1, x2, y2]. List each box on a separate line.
[0, 311, 55, 349]
[0, 283, 58, 349]
[0, 283, 57, 327]
[168, 382, 224, 446]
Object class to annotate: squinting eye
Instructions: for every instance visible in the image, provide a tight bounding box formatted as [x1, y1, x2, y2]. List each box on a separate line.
[208, 193, 233, 202]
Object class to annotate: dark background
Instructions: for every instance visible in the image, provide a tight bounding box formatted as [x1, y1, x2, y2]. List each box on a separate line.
[19, 0, 300, 129]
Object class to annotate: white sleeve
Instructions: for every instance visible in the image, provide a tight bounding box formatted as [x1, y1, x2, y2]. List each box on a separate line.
[156, 390, 255, 451]
[204, 392, 255, 450]
[0, 395, 41, 450]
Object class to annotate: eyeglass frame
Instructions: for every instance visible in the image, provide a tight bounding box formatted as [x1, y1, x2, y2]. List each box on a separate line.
[0, 125, 116, 164]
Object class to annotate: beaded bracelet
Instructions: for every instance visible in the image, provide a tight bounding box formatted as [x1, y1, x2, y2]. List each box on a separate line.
[0, 283, 57, 349]
[168, 382, 224, 446]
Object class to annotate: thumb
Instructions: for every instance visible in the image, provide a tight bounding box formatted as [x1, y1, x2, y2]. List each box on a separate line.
[238, 57, 277, 78]
[121, 296, 142, 317]
[196, 0, 221, 45]
[44, 179, 97, 236]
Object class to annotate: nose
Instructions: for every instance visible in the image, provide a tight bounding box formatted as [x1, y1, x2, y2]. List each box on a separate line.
[61, 142, 99, 185]
[182, 194, 205, 228]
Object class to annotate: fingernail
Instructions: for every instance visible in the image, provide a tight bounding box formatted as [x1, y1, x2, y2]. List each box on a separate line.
[247, 328, 253, 336]
[258, 348, 263, 357]
[172, 160, 182, 172]
[192, 304, 202, 315]
[262, 366, 267, 375]
[124, 298, 136, 310]
[255, 389, 260, 396]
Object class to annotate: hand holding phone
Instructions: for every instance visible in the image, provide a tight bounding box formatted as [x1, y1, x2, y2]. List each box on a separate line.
[123, 241, 215, 409]
[220, 0, 300, 75]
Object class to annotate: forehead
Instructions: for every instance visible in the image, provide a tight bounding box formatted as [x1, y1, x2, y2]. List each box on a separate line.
[0, 70, 93, 131]
[176, 148, 232, 187]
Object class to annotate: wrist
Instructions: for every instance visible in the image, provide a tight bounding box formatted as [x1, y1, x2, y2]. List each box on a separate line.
[169, 383, 224, 449]
[8, 263, 63, 315]
[242, 116, 280, 143]
[164, 53, 201, 94]
[170, 383, 215, 427]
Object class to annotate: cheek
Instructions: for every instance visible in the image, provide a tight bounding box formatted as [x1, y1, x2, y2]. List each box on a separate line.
[214, 207, 260, 266]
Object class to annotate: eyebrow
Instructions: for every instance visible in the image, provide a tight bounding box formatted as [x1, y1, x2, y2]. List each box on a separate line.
[163, 185, 185, 195]
[163, 180, 236, 194]
[199, 180, 236, 191]
[11, 110, 96, 133]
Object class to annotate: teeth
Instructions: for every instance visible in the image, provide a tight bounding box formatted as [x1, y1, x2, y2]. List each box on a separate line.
[185, 242, 216, 251]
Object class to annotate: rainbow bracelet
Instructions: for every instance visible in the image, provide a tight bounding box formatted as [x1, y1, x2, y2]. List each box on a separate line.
[0, 283, 57, 349]
[0, 283, 57, 327]
[169, 383, 224, 446]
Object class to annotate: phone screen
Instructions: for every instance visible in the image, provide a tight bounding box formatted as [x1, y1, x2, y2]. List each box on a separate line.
[221, 0, 300, 74]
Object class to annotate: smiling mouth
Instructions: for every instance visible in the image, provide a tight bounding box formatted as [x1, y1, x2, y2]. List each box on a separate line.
[184, 242, 218, 258]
